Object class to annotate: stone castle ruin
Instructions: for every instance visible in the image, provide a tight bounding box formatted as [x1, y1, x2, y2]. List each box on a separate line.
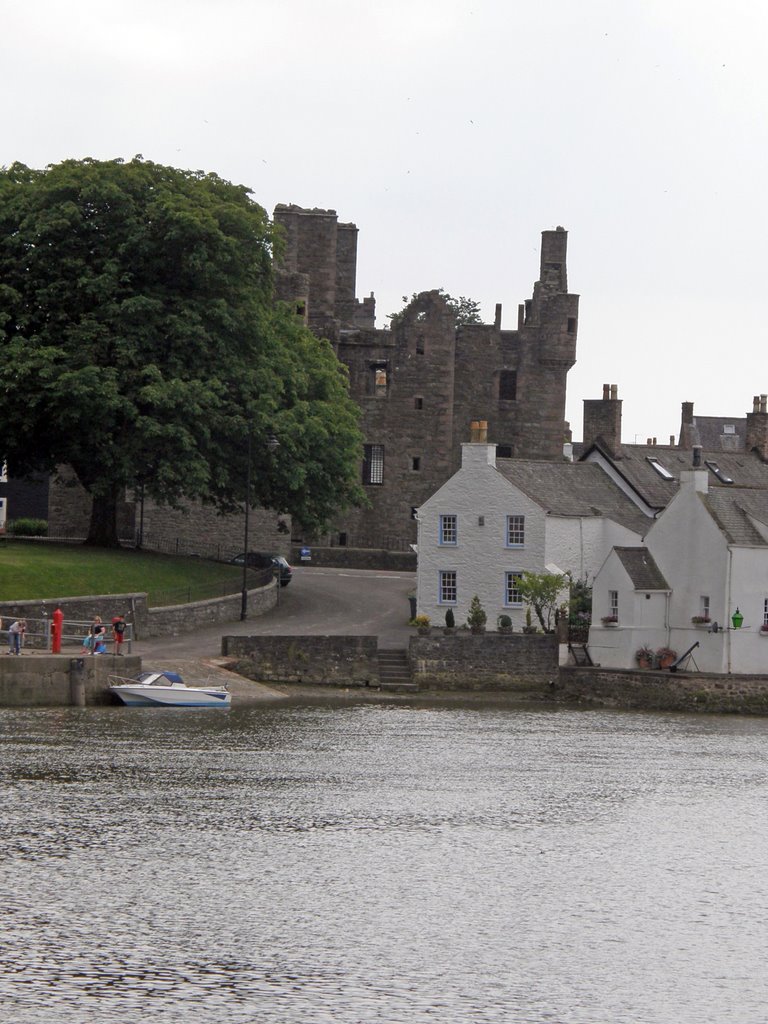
[274, 204, 579, 551]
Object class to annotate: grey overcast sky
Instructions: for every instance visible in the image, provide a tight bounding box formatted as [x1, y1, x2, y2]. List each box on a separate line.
[3, 0, 766, 445]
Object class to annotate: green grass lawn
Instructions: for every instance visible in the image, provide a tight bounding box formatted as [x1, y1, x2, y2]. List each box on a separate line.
[0, 541, 246, 606]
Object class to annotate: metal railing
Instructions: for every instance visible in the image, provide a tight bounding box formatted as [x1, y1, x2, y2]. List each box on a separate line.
[1, 616, 134, 655]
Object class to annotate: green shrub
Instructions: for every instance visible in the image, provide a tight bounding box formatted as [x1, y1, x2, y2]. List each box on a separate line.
[7, 518, 48, 537]
[445, 608, 455, 628]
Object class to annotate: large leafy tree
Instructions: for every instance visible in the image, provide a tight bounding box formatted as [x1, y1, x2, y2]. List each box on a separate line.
[388, 288, 483, 327]
[0, 157, 363, 545]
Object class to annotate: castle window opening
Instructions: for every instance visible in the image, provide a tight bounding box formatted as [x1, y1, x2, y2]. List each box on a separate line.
[567, 317, 577, 334]
[411, 457, 421, 472]
[496, 444, 513, 458]
[296, 301, 306, 317]
[414, 396, 423, 410]
[499, 371, 517, 402]
[372, 363, 388, 395]
[362, 444, 385, 485]
[416, 335, 425, 354]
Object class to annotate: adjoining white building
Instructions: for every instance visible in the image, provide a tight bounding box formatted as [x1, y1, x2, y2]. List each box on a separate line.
[415, 424, 650, 631]
[590, 465, 768, 673]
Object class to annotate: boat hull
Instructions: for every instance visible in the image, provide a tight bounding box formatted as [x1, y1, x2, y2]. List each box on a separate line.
[110, 685, 231, 708]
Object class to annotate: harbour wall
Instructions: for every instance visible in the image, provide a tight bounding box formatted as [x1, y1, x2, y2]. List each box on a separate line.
[0, 654, 142, 707]
[558, 666, 768, 714]
[224, 635, 380, 687]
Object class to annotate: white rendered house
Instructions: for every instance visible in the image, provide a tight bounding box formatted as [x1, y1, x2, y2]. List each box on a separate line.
[415, 429, 650, 631]
[590, 466, 768, 673]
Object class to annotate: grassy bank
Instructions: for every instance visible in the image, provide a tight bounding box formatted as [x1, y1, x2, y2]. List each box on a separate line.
[0, 541, 244, 606]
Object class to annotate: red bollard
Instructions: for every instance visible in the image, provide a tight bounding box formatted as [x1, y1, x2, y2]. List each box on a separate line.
[52, 606, 64, 654]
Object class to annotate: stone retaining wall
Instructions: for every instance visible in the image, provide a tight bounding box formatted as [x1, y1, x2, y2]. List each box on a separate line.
[291, 546, 416, 572]
[410, 632, 559, 690]
[0, 654, 142, 706]
[558, 666, 768, 714]
[224, 634, 379, 686]
[145, 580, 276, 638]
[0, 580, 276, 642]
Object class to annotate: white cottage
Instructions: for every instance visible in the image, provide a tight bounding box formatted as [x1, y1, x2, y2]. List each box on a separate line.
[590, 467, 768, 673]
[415, 428, 650, 631]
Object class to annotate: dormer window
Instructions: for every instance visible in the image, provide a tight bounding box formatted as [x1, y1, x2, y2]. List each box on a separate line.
[646, 456, 674, 480]
[705, 460, 734, 484]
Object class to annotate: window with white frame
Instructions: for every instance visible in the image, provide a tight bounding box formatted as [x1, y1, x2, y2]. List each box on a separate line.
[609, 590, 618, 618]
[763, 597, 768, 629]
[439, 514, 457, 545]
[505, 571, 523, 607]
[701, 596, 710, 620]
[439, 570, 457, 604]
[506, 515, 525, 547]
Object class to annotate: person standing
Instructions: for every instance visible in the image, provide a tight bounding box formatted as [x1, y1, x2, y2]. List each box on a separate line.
[8, 619, 26, 655]
[112, 614, 126, 655]
[91, 616, 106, 655]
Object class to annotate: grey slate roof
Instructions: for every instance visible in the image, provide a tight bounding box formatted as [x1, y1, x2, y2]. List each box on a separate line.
[494, 459, 651, 534]
[575, 443, 768, 511]
[614, 547, 670, 590]
[701, 488, 768, 546]
[685, 415, 746, 451]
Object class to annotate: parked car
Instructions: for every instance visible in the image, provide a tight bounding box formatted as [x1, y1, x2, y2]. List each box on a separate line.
[230, 552, 293, 586]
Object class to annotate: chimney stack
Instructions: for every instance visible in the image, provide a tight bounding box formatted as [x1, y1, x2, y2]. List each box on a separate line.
[470, 420, 488, 443]
[746, 394, 768, 460]
[582, 384, 622, 456]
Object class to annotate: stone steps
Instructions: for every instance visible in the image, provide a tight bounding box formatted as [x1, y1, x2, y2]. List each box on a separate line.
[378, 648, 418, 691]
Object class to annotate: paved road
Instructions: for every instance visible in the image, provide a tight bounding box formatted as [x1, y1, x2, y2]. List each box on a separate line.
[135, 566, 417, 660]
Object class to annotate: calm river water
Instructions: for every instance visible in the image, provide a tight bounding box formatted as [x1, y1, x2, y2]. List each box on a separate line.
[2, 698, 768, 1023]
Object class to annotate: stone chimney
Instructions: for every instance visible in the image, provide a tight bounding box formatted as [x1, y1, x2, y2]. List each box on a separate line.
[678, 400, 696, 448]
[746, 394, 768, 460]
[582, 384, 622, 456]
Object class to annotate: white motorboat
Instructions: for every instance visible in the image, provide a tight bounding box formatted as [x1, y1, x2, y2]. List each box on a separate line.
[109, 670, 232, 708]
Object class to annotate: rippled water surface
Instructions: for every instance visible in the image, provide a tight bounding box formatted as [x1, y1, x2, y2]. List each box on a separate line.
[2, 699, 768, 1023]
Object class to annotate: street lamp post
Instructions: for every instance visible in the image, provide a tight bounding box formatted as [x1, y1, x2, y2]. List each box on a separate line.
[240, 429, 279, 621]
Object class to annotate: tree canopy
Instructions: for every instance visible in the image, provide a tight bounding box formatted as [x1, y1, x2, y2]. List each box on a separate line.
[388, 288, 483, 327]
[0, 157, 363, 545]
[516, 570, 571, 634]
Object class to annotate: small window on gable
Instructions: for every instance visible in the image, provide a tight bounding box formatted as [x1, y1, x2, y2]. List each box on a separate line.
[414, 396, 423, 410]
[646, 456, 674, 480]
[705, 460, 734, 484]
[506, 515, 525, 546]
[499, 370, 517, 401]
[505, 572, 523, 607]
[763, 597, 768, 629]
[439, 514, 457, 545]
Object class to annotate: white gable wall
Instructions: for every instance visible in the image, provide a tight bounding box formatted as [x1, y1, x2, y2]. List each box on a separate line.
[546, 515, 643, 584]
[416, 445, 544, 630]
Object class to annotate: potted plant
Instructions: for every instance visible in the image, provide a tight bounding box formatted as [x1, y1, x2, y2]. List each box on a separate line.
[759, 624, 768, 636]
[601, 614, 619, 626]
[497, 614, 513, 635]
[635, 645, 654, 669]
[691, 615, 711, 626]
[444, 608, 456, 634]
[656, 646, 677, 669]
[413, 614, 431, 636]
[522, 606, 537, 634]
[466, 595, 487, 634]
